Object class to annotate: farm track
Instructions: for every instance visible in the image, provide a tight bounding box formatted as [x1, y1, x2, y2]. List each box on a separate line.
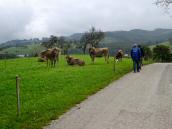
[44, 63, 172, 129]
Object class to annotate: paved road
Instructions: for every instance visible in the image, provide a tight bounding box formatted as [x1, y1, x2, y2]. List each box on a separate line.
[44, 63, 172, 129]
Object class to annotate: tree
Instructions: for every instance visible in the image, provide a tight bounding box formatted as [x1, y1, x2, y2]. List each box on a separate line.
[80, 27, 105, 54]
[41, 35, 58, 48]
[168, 38, 172, 45]
[58, 36, 65, 49]
[153, 45, 172, 62]
[155, 0, 172, 7]
[155, 0, 172, 13]
[142, 46, 153, 60]
[63, 43, 71, 55]
[29, 44, 45, 57]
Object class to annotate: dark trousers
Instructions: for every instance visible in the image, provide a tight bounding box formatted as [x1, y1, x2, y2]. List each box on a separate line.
[133, 60, 140, 72]
[139, 57, 143, 69]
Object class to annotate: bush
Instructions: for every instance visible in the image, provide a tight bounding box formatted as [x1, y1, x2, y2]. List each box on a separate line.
[0, 53, 16, 59]
[153, 45, 172, 62]
[142, 46, 152, 60]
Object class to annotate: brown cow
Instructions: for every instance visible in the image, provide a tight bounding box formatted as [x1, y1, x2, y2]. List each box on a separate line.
[89, 47, 109, 64]
[38, 57, 47, 62]
[115, 49, 124, 62]
[39, 47, 61, 67]
[66, 55, 85, 66]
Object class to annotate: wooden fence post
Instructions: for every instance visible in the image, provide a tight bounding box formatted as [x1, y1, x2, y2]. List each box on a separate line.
[16, 75, 21, 117]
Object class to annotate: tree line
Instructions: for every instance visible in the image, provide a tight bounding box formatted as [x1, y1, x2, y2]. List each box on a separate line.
[141, 44, 172, 62]
[41, 27, 105, 54]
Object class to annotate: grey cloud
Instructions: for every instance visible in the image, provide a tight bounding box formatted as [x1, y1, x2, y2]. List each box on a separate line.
[0, 2, 33, 42]
[0, 0, 172, 43]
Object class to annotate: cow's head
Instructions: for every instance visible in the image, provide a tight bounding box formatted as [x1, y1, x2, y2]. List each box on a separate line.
[53, 47, 61, 53]
[89, 47, 96, 53]
[51, 47, 60, 56]
[66, 55, 72, 61]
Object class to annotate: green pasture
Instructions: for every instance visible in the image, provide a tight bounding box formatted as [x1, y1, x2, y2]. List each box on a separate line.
[1, 44, 45, 55]
[0, 55, 152, 129]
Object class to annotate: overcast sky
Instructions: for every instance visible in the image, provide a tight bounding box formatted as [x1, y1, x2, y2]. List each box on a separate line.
[0, 0, 172, 43]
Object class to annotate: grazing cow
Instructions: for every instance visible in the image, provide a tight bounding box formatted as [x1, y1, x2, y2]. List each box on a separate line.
[38, 57, 47, 62]
[39, 47, 60, 67]
[89, 47, 109, 64]
[66, 55, 85, 66]
[38, 49, 51, 62]
[115, 49, 124, 62]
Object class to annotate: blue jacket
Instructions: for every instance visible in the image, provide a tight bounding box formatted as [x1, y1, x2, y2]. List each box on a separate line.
[130, 47, 141, 61]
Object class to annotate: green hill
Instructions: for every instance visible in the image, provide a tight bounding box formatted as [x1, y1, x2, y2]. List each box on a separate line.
[1, 28, 172, 55]
[69, 28, 172, 53]
[70, 28, 172, 44]
[0, 43, 45, 56]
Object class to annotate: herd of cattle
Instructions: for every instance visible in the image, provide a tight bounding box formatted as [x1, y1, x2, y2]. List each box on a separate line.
[38, 47, 124, 67]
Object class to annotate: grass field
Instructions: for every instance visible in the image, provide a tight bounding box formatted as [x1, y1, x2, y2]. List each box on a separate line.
[0, 55, 152, 129]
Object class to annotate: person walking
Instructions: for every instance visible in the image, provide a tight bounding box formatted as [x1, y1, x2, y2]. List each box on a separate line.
[130, 44, 141, 73]
[138, 45, 144, 70]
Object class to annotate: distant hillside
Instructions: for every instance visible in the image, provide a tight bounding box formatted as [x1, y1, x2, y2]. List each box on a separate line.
[0, 38, 41, 50]
[70, 28, 172, 44]
[0, 28, 172, 55]
[69, 28, 172, 53]
[0, 43, 45, 57]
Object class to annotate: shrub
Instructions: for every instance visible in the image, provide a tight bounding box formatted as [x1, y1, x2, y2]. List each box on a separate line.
[142, 46, 152, 60]
[153, 45, 172, 62]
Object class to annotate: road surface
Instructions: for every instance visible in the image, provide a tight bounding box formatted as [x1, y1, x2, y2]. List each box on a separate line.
[44, 63, 172, 129]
